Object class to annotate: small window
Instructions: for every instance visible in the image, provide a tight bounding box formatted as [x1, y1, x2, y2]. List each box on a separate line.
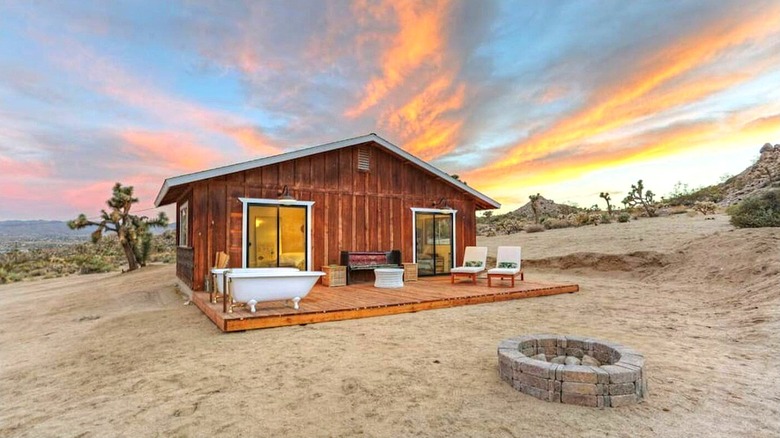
[357, 148, 370, 172]
[179, 201, 189, 247]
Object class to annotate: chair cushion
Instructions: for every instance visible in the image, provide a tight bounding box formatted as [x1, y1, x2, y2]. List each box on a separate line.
[488, 267, 520, 275]
[464, 260, 483, 268]
[451, 266, 483, 274]
[498, 262, 518, 269]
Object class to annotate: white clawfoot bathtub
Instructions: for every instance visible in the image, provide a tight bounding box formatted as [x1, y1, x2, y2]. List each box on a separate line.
[219, 268, 325, 312]
[211, 268, 298, 298]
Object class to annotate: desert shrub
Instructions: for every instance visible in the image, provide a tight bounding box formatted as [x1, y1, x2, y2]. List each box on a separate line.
[571, 212, 591, 226]
[497, 218, 524, 235]
[667, 206, 689, 215]
[73, 254, 114, 274]
[665, 183, 724, 206]
[617, 212, 631, 223]
[727, 189, 780, 228]
[525, 224, 545, 233]
[600, 213, 612, 224]
[588, 213, 602, 225]
[544, 219, 572, 230]
[693, 201, 717, 215]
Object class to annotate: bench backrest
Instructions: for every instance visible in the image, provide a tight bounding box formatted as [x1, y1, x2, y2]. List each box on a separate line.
[340, 250, 401, 267]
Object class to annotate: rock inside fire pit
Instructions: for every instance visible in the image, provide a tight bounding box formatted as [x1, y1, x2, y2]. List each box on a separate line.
[497, 334, 647, 407]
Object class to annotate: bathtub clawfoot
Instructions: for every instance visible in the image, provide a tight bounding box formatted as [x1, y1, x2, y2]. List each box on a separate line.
[247, 300, 258, 313]
[292, 297, 301, 310]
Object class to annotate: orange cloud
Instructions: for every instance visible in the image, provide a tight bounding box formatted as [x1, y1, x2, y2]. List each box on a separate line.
[345, 0, 452, 117]
[120, 131, 221, 171]
[216, 125, 280, 156]
[382, 74, 466, 159]
[476, 120, 719, 197]
[741, 114, 780, 136]
[466, 3, 780, 187]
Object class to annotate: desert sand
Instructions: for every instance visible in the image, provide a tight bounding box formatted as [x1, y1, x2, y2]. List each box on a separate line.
[1, 214, 779, 437]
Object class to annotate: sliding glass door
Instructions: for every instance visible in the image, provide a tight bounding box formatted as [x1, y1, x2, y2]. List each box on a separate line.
[246, 204, 307, 270]
[415, 212, 454, 276]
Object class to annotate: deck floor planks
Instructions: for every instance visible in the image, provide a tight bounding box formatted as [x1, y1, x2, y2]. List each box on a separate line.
[192, 276, 579, 332]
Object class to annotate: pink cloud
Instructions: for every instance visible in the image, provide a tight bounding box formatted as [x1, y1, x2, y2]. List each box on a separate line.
[119, 130, 222, 172]
[0, 156, 52, 179]
[51, 42, 281, 156]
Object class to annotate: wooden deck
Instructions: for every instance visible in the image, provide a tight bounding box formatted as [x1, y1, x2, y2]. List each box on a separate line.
[192, 277, 579, 332]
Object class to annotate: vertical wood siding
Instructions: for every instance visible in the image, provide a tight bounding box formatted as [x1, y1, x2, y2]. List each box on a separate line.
[183, 141, 482, 291]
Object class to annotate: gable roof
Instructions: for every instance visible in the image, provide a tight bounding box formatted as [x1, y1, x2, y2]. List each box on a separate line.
[154, 133, 500, 209]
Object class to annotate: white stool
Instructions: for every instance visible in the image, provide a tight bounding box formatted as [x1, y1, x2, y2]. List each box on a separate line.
[374, 268, 404, 288]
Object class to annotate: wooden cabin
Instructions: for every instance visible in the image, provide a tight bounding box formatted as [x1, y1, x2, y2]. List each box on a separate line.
[154, 133, 500, 291]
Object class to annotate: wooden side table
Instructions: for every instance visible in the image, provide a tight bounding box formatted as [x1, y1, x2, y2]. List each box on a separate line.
[322, 265, 346, 287]
[402, 263, 418, 282]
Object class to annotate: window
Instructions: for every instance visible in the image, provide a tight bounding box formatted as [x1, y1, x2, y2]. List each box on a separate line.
[179, 201, 189, 247]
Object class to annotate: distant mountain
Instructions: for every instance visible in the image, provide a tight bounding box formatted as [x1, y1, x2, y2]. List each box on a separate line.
[511, 196, 582, 220]
[718, 143, 780, 205]
[0, 220, 175, 240]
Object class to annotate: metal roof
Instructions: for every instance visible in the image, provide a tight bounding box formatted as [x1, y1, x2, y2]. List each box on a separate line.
[154, 133, 500, 209]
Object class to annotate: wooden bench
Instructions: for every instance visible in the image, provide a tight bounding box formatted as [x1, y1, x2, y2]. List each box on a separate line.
[340, 250, 401, 284]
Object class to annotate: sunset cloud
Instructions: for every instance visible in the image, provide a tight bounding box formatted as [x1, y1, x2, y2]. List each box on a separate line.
[463, 1, 780, 193]
[1, 0, 779, 219]
[345, 0, 452, 118]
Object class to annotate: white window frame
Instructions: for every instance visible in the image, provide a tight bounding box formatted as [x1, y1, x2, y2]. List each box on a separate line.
[410, 207, 458, 265]
[178, 201, 189, 247]
[240, 197, 315, 271]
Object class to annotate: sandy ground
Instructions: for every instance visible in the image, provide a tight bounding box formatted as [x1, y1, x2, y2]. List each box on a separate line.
[1, 214, 779, 437]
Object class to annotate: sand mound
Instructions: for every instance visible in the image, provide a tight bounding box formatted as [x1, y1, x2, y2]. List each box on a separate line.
[526, 251, 678, 273]
[653, 228, 780, 285]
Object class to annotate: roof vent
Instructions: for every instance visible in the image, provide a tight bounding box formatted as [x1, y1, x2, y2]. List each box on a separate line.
[357, 148, 370, 172]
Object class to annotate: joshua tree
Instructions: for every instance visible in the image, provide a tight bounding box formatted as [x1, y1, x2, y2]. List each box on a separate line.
[599, 192, 613, 215]
[68, 183, 168, 271]
[622, 179, 657, 217]
[529, 193, 542, 224]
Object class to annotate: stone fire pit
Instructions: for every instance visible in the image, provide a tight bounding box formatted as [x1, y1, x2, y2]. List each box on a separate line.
[498, 334, 647, 407]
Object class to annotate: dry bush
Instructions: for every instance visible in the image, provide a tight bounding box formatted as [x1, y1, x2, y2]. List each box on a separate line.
[525, 224, 545, 233]
[544, 218, 572, 230]
[728, 189, 780, 228]
[693, 201, 718, 215]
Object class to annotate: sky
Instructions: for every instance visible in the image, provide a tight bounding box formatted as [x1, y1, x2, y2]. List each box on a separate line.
[1, 0, 779, 220]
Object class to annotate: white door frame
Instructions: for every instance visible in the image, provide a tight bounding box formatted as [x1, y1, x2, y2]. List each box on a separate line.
[410, 207, 458, 268]
[240, 198, 315, 270]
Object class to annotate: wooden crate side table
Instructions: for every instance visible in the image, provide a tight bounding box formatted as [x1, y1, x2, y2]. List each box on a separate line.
[322, 265, 346, 287]
[402, 263, 418, 282]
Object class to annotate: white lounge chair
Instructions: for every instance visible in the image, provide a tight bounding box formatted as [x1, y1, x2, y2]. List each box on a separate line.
[487, 246, 523, 287]
[450, 246, 488, 284]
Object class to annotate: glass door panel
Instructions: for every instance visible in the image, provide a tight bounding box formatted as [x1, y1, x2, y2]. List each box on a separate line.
[434, 215, 452, 274]
[279, 206, 306, 269]
[248, 205, 278, 267]
[247, 204, 307, 269]
[415, 212, 454, 276]
[416, 213, 435, 276]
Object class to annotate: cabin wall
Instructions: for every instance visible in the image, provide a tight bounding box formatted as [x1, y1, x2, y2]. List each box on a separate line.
[175, 190, 195, 288]
[184, 142, 479, 291]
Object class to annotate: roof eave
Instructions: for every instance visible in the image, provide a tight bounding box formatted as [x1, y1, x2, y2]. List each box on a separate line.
[154, 180, 170, 207]
[152, 133, 501, 209]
